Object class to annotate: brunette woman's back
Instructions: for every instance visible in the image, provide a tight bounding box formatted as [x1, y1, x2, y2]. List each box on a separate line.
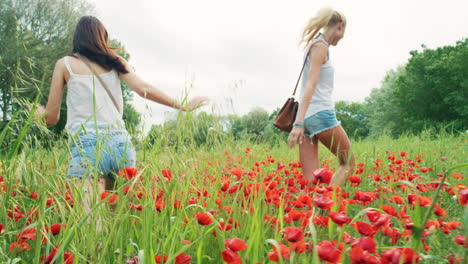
[64, 55, 125, 134]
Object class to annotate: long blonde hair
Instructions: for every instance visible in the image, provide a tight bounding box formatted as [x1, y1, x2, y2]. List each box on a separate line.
[301, 7, 346, 47]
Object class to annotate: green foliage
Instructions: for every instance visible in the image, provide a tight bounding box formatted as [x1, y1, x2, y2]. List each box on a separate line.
[144, 111, 227, 150]
[365, 67, 405, 137]
[335, 100, 369, 139]
[365, 39, 468, 137]
[395, 39, 468, 133]
[0, 0, 93, 122]
[144, 107, 288, 148]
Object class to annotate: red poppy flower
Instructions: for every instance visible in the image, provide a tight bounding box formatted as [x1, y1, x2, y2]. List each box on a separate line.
[381, 248, 420, 264]
[221, 249, 241, 264]
[313, 216, 329, 227]
[419, 167, 429, 173]
[155, 200, 165, 212]
[218, 222, 233, 231]
[312, 168, 333, 185]
[374, 214, 391, 228]
[458, 189, 468, 206]
[0, 223, 4, 234]
[195, 212, 212, 225]
[433, 205, 446, 217]
[8, 206, 25, 222]
[267, 251, 280, 262]
[351, 237, 377, 253]
[130, 204, 143, 211]
[391, 195, 404, 204]
[271, 242, 291, 260]
[366, 210, 381, 223]
[349, 176, 362, 186]
[161, 170, 172, 181]
[313, 195, 335, 210]
[30, 191, 38, 199]
[349, 246, 380, 264]
[42, 246, 74, 264]
[9, 240, 31, 253]
[382, 205, 398, 217]
[175, 252, 192, 264]
[63, 252, 74, 264]
[288, 209, 304, 221]
[231, 168, 246, 179]
[353, 222, 376, 237]
[317, 241, 342, 263]
[407, 194, 432, 207]
[225, 238, 248, 251]
[289, 240, 308, 254]
[297, 194, 312, 205]
[50, 224, 65, 235]
[101, 192, 118, 205]
[354, 191, 376, 203]
[17, 228, 37, 241]
[118, 168, 139, 179]
[329, 212, 352, 225]
[283, 226, 304, 242]
[454, 235, 468, 247]
[154, 254, 168, 263]
[446, 253, 464, 264]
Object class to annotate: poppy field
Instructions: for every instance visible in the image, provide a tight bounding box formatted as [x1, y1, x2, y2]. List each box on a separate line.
[0, 133, 467, 263]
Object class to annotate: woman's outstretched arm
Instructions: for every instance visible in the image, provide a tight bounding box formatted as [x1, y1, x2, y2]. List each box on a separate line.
[117, 56, 207, 111]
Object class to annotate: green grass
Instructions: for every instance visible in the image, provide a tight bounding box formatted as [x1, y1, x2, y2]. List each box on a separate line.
[0, 126, 467, 263]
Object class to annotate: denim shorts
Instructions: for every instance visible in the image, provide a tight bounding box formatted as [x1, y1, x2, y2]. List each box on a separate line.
[68, 130, 136, 179]
[303, 109, 341, 137]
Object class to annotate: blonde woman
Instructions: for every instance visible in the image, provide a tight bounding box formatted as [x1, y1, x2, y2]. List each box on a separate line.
[288, 7, 355, 186]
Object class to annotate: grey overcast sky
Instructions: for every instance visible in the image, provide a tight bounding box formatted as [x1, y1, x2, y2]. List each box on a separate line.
[88, 0, 467, 131]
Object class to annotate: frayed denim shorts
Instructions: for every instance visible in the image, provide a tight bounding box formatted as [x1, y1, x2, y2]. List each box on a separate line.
[303, 109, 341, 137]
[68, 130, 136, 179]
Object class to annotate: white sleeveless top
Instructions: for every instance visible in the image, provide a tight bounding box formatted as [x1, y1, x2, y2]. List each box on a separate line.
[299, 38, 335, 119]
[64, 56, 125, 134]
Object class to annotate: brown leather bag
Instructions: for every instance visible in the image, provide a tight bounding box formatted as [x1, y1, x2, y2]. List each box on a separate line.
[274, 98, 299, 132]
[273, 49, 309, 132]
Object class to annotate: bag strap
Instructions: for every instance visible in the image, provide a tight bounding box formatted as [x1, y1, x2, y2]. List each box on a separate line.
[292, 34, 329, 96]
[75, 54, 121, 114]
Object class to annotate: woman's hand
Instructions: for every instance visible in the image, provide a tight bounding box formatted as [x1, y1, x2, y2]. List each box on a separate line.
[186, 96, 209, 111]
[288, 126, 305, 148]
[27, 104, 46, 120]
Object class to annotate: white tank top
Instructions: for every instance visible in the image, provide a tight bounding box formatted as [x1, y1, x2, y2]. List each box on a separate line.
[299, 38, 335, 119]
[64, 56, 125, 134]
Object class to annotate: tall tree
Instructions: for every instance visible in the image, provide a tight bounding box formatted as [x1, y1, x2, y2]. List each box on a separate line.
[394, 40, 468, 133]
[365, 39, 467, 137]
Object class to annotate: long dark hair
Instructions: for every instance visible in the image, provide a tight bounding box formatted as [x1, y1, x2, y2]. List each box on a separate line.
[72, 16, 128, 74]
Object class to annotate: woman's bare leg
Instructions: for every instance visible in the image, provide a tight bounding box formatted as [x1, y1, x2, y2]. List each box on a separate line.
[299, 135, 319, 183]
[78, 178, 105, 212]
[315, 125, 355, 186]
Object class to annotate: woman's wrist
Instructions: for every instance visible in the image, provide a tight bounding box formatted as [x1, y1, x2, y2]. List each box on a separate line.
[293, 119, 304, 128]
